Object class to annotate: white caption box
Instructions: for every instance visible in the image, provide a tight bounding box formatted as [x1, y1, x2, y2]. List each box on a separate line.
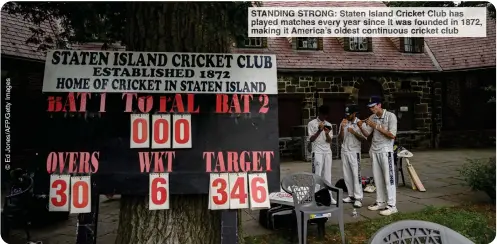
[248, 173, 271, 210]
[70, 176, 91, 214]
[49, 174, 71, 212]
[149, 173, 170, 210]
[248, 7, 487, 38]
[130, 114, 150, 148]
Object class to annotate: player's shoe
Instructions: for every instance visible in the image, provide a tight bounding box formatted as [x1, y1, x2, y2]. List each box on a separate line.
[331, 198, 337, 205]
[342, 196, 354, 203]
[364, 185, 376, 193]
[380, 205, 398, 216]
[327, 190, 338, 205]
[367, 202, 386, 211]
[353, 200, 362, 208]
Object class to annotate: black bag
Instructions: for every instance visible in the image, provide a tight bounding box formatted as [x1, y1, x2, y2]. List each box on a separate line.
[336, 177, 375, 191]
[259, 188, 331, 230]
[335, 178, 348, 193]
[314, 187, 332, 206]
[259, 203, 295, 230]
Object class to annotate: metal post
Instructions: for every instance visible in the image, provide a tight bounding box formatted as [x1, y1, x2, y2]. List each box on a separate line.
[76, 180, 99, 244]
[92, 193, 100, 244]
[220, 210, 238, 244]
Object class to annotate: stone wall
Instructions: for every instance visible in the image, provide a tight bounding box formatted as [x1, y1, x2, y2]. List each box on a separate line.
[432, 81, 443, 148]
[435, 69, 496, 148]
[277, 73, 440, 149]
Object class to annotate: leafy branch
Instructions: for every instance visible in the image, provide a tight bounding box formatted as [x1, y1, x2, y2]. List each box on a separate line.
[4, 2, 258, 51]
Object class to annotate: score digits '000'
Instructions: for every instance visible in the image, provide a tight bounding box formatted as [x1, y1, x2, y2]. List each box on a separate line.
[130, 113, 192, 149]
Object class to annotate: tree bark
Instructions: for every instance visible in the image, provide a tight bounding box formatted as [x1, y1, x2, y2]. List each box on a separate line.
[116, 195, 221, 243]
[124, 2, 231, 53]
[115, 3, 240, 244]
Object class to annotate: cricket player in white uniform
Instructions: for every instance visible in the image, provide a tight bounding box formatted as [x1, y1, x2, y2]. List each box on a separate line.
[359, 96, 398, 216]
[338, 104, 367, 208]
[308, 105, 337, 204]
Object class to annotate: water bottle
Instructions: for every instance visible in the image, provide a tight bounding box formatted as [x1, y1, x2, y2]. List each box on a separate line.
[352, 208, 358, 218]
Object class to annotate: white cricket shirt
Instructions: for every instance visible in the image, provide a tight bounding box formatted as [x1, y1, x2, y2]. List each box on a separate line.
[339, 117, 367, 153]
[364, 109, 398, 153]
[307, 118, 333, 154]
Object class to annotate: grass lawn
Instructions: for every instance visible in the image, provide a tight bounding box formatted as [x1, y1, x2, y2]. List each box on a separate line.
[245, 203, 496, 244]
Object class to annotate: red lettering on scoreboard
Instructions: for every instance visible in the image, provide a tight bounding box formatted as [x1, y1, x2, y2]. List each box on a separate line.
[47, 92, 106, 113]
[46, 93, 272, 114]
[137, 95, 154, 113]
[215, 94, 251, 113]
[122, 93, 137, 112]
[99, 93, 107, 112]
[76, 93, 90, 112]
[123, 93, 200, 113]
[215, 94, 269, 114]
[45, 91, 277, 193]
[46, 151, 99, 174]
[203, 151, 274, 173]
[138, 151, 175, 173]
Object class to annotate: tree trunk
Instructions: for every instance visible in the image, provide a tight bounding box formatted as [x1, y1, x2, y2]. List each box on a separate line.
[116, 195, 221, 243]
[115, 3, 240, 244]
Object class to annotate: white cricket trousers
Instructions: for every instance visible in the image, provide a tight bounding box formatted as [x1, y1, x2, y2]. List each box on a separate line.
[371, 151, 396, 206]
[312, 152, 334, 198]
[341, 152, 363, 200]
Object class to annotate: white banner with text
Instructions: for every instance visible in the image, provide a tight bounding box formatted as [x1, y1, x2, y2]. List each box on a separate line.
[42, 50, 277, 94]
[248, 7, 487, 37]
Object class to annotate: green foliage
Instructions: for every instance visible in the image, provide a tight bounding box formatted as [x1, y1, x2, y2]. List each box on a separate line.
[4, 2, 257, 50]
[245, 205, 496, 244]
[5, 1, 494, 51]
[459, 157, 496, 202]
[347, 206, 496, 244]
[4, 2, 126, 48]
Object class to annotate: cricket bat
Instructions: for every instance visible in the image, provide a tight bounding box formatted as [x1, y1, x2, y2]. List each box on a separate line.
[408, 172, 417, 190]
[406, 159, 426, 192]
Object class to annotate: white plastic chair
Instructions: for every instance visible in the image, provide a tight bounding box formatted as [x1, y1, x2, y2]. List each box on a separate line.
[368, 220, 475, 244]
[281, 172, 345, 244]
